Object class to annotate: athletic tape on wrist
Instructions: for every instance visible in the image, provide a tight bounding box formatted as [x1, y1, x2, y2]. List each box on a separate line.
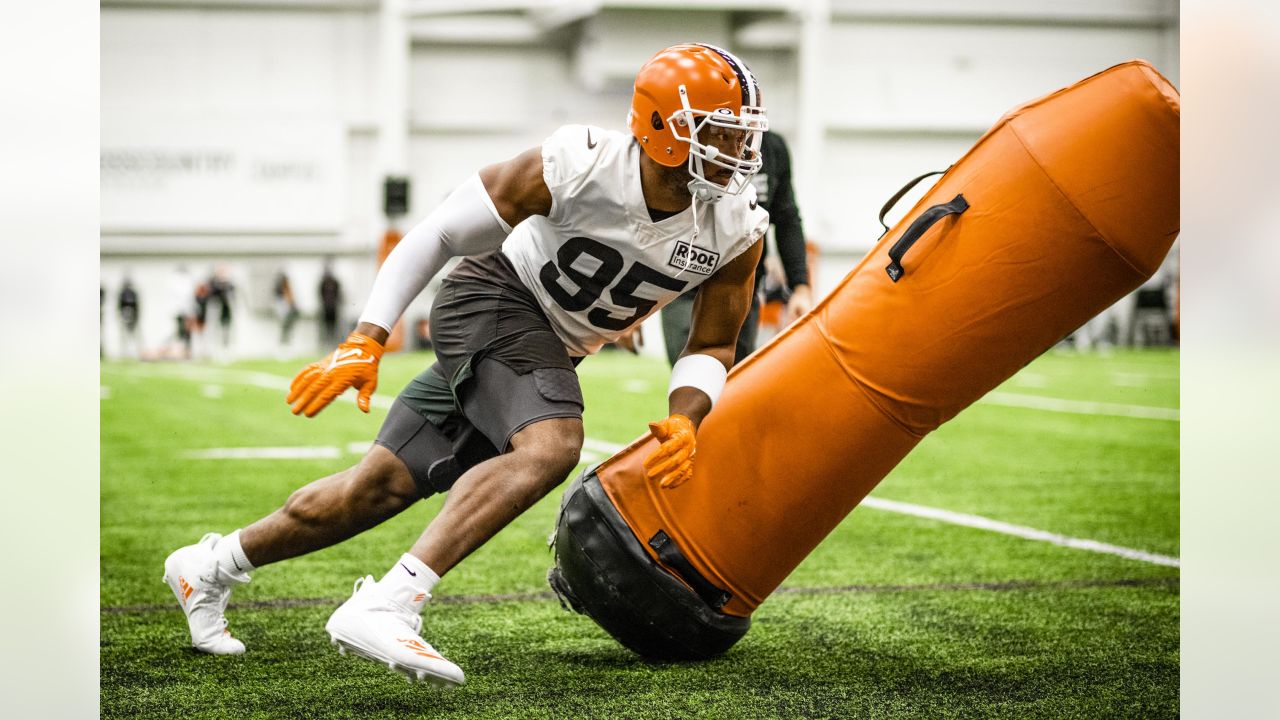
[668, 353, 727, 408]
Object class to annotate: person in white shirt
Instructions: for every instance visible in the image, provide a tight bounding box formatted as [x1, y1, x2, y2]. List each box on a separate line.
[162, 43, 770, 686]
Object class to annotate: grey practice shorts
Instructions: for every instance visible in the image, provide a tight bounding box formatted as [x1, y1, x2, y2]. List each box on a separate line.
[374, 252, 584, 498]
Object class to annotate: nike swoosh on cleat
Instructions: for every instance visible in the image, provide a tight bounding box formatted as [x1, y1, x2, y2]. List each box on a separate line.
[586, 129, 597, 149]
[400, 563, 417, 577]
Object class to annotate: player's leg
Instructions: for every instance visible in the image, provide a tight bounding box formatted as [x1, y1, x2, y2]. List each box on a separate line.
[409, 415, 583, 574]
[324, 414, 581, 686]
[324, 357, 585, 685]
[324, 265, 585, 684]
[162, 446, 420, 655]
[237, 446, 420, 566]
[409, 352, 585, 575]
[163, 364, 457, 656]
[324, 251, 585, 685]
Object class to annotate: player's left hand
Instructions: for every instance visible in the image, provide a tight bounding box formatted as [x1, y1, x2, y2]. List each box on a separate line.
[644, 414, 696, 489]
[784, 284, 814, 325]
[286, 332, 384, 417]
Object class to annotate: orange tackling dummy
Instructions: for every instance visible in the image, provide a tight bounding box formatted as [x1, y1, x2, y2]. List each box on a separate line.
[550, 60, 1180, 659]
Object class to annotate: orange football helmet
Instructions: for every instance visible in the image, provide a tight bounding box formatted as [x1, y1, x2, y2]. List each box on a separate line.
[628, 43, 768, 202]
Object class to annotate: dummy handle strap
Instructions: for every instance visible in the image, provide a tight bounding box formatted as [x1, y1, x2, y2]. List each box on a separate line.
[878, 167, 951, 237]
[885, 194, 970, 283]
[648, 530, 731, 611]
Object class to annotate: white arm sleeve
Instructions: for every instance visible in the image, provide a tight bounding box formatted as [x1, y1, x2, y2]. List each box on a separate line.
[357, 173, 514, 333]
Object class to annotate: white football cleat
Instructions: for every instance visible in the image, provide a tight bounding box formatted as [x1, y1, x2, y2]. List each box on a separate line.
[325, 576, 465, 687]
[162, 533, 249, 655]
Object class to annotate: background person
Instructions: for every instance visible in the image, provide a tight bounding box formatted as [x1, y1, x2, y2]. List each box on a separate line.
[655, 130, 811, 365]
[319, 258, 344, 345]
[118, 275, 141, 359]
[274, 270, 300, 351]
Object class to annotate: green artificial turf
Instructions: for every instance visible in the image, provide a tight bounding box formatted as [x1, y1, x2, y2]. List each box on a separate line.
[101, 348, 1178, 718]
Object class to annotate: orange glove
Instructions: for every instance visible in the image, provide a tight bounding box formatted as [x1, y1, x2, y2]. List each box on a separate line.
[286, 332, 384, 417]
[644, 414, 696, 489]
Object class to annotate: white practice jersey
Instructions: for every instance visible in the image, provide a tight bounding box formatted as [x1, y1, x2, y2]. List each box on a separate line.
[503, 124, 769, 357]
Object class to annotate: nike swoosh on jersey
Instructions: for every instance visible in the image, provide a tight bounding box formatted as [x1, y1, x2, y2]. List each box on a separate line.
[586, 129, 597, 149]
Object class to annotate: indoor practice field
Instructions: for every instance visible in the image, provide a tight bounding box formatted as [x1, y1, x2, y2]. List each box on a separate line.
[100, 347, 1178, 719]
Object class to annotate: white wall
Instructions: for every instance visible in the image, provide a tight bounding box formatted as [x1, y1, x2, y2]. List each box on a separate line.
[102, 6, 380, 246]
[100, 0, 1180, 359]
[816, 18, 1177, 249]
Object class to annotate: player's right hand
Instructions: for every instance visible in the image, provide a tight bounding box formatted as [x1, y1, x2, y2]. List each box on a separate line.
[286, 332, 384, 417]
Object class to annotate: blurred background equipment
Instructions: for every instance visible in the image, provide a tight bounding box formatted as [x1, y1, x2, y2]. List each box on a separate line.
[99, 0, 1178, 361]
[375, 176, 411, 352]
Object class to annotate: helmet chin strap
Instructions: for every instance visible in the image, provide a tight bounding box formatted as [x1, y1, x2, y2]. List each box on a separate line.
[688, 180, 720, 203]
[688, 185, 702, 253]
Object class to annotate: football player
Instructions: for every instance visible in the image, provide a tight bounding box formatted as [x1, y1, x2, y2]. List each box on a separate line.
[163, 43, 769, 686]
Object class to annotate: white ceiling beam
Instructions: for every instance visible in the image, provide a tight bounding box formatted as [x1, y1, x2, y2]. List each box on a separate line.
[101, 0, 374, 10]
[404, 0, 799, 22]
[830, 0, 1178, 26]
[793, 0, 829, 205]
[408, 14, 545, 44]
[530, 0, 603, 30]
[598, 0, 797, 10]
[734, 15, 799, 49]
[404, 0, 545, 17]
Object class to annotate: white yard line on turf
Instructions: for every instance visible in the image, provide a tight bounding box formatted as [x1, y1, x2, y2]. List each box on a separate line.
[582, 438, 626, 454]
[182, 447, 342, 460]
[185, 440, 621, 464]
[105, 363, 394, 409]
[979, 391, 1179, 421]
[539, 439, 1179, 569]
[111, 364, 1178, 422]
[860, 496, 1179, 567]
[121, 364, 1178, 567]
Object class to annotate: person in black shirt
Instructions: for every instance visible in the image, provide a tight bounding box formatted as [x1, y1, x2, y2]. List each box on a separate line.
[651, 131, 812, 365]
[319, 259, 343, 346]
[209, 265, 236, 350]
[118, 275, 141, 359]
